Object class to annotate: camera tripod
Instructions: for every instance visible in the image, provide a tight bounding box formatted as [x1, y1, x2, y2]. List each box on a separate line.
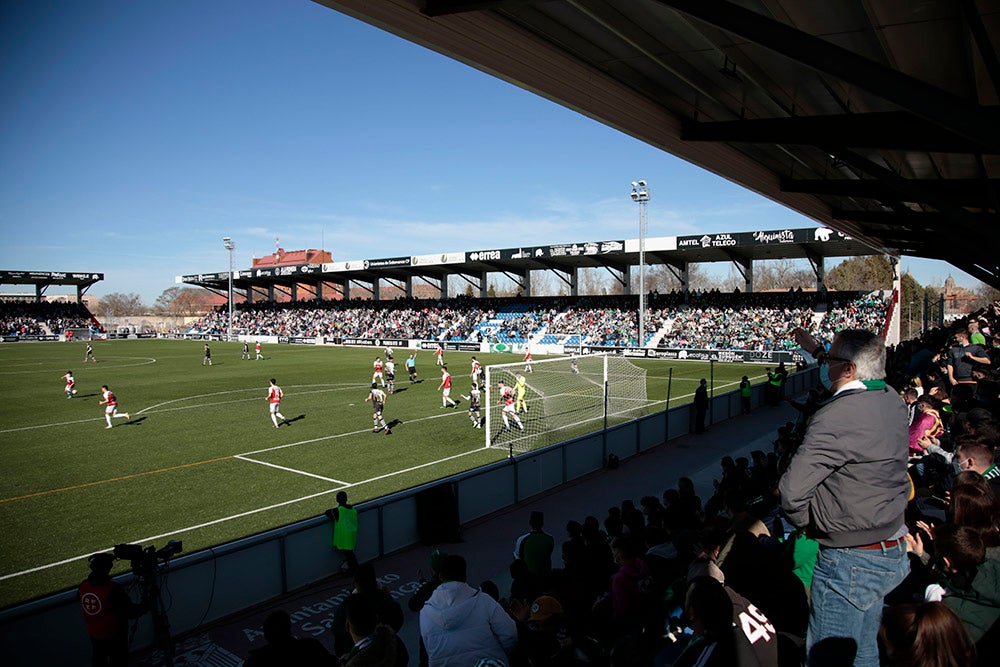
[131, 564, 176, 666]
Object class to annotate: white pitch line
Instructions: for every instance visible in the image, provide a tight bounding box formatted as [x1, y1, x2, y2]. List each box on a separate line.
[0, 384, 361, 434]
[233, 455, 348, 484]
[0, 356, 158, 376]
[241, 410, 461, 456]
[0, 447, 487, 583]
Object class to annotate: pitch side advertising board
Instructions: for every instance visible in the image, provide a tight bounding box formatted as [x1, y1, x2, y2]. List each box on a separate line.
[419, 341, 480, 352]
[582, 346, 800, 364]
[338, 337, 408, 347]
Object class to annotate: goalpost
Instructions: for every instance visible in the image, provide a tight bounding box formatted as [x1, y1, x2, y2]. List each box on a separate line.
[483, 353, 648, 453]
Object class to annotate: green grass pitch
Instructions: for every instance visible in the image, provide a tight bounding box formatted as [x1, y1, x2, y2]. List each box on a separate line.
[0, 339, 764, 607]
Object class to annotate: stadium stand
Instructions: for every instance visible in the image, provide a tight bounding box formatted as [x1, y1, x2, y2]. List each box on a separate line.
[0, 301, 100, 336]
[188, 291, 890, 352]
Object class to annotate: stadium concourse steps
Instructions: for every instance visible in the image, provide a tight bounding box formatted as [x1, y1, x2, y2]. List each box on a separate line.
[129, 402, 802, 666]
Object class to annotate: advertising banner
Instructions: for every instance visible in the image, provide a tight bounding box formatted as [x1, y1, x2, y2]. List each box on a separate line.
[288, 337, 318, 345]
[420, 341, 480, 352]
[676, 227, 846, 250]
[580, 346, 800, 364]
[468, 239, 625, 263]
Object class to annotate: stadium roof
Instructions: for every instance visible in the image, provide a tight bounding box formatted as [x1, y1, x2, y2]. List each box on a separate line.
[314, 0, 1000, 288]
[179, 227, 876, 295]
[0, 271, 104, 300]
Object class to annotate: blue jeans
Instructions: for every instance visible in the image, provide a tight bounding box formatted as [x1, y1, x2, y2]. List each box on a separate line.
[807, 541, 909, 667]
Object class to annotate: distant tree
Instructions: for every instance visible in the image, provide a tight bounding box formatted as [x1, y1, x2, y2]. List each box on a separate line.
[153, 287, 209, 316]
[974, 282, 1000, 309]
[487, 283, 497, 299]
[719, 266, 744, 293]
[97, 293, 145, 319]
[825, 255, 894, 291]
[754, 259, 814, 291]
[900, 271, 925, 340]
[579, 267, 616, 295]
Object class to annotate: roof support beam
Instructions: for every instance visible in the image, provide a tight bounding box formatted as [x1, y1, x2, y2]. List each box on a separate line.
[422, 1, 534, 17]
[659, 0, 999, 151]
[961, 0, 1000, 101]
[783, 178, 1000, 209]
[682, 111, 999, 153]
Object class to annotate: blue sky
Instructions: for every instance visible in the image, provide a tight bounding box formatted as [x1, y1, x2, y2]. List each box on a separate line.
[0, 0, 980, 303]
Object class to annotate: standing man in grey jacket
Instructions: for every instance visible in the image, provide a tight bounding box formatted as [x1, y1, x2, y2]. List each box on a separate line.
[419, 554, 517, 666]
[779, 328, 910, 667]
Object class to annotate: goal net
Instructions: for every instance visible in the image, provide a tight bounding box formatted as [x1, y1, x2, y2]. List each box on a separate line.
[484, 354, 648, 453]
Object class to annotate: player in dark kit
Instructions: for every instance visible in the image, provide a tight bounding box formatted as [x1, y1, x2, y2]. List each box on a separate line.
[202, 344, 212, 366]
[365, 383, 391, 435]
[461, 383, 482, 428]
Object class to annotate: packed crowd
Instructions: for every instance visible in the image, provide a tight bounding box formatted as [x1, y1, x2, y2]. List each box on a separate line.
[816, 293, 890, 342]
[193, 297, 498, 341]
[0, 301, 97, 336]
[190, 291, 888, 351]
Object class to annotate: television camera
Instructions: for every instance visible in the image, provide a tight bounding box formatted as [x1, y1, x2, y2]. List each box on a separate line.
[113, 540, 183, 578]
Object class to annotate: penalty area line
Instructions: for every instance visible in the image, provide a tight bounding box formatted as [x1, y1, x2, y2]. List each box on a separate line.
[234, 455, 348, 485]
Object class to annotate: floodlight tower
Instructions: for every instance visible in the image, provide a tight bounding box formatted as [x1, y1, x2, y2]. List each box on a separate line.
[223, 237, 235, 342]
[630, 180, 650, 347]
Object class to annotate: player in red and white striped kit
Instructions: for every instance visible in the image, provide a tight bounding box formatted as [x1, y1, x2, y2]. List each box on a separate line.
[267, 378, 287, 429]
[437, 366, 458, 407]
[372, 357, 385, 387]
[99, 385, 130, 429]
[63, 371, 77, 399]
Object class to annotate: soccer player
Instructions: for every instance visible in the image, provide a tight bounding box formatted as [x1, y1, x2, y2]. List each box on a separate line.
[63, 371, 77, 399]
[242, 342, 250, 360]
[571, 356, 579, 374]
[515, 372, 529, 414]
[406, 353, 418, 383]
[365, 382, 391, 435]
[470, 356, 482, 383]
[461, 383, 482, 428]
[84, 343, 96, 363]
[384, 346, 394, 361]
[435, 344, 444, 366]
[437, 366, 458, 408]
[99, 385, 130, 429]
[497, 380, 524, 431]
[202, 344, 212, 366]
[267, 378, 287, 429]
[385, 358, 396, 395]
[523, 347, 533, 373]
[255, 342, 263, 360]
[372, 356, 385, 387]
